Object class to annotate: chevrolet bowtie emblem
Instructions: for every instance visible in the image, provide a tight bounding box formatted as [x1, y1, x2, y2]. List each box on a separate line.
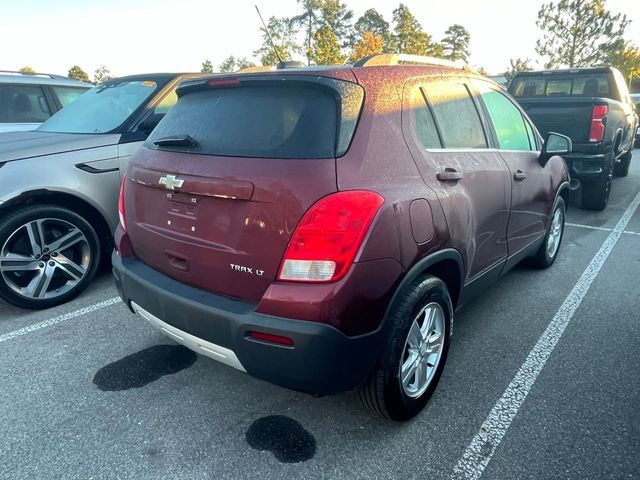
[159, 174, 184, 191]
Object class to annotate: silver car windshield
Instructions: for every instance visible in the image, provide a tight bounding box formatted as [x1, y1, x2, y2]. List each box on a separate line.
[38, 80, 159, 134]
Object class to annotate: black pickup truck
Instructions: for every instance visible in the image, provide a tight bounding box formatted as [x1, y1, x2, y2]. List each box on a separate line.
[509, 67, 638, 210]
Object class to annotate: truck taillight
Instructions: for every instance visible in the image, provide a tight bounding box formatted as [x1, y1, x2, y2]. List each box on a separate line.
[589, 105, 608, 142]
[118, 174, 127, 231]
[278, 191, 384, 283]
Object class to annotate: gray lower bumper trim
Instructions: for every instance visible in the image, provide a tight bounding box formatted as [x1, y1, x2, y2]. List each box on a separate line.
[131, 301, 246, 372]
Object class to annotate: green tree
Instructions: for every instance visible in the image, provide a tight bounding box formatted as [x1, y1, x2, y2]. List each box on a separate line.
[293, 0, 323, 65]
[67, 65, 90, 82]
[607, 41, 640, 85]
[201, 59, 214, 73]
[354, 8, 389, 41]
[311, 25, 346, 65]
[505, 57, 534, 84]
[254, 16, 301, 66]
[319, 0, 353, 47]
[536, 0, 629, 68]
[19, 66, 36, 74]
[441, 24, 471, 62]
[390, 4, 432, 56]
[219, 56, 255, 73]
[93, 65, 112, 84]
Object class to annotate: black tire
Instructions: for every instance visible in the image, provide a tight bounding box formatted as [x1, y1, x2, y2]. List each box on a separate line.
[581, 175, 611, 210]
[613, 150, 632, 177]
[358, 275, 452, 421]
[0, 205, 101, 309]
[529, 196, 565, 269]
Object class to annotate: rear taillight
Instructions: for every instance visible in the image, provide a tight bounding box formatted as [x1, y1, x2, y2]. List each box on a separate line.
[278, 190, 384, 283]
[118, 174, 126, 231]
[589, 105, 608, 142]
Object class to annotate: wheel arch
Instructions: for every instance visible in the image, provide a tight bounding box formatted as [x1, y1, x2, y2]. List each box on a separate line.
[0, 189, 113, 257]
[383, 249, 464, 324]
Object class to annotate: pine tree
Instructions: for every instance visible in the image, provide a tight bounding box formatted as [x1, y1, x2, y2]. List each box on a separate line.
[201, 59, 214, 73]
[254, 16, 301, 66]
[536, 0, 629, 68]
[311, 25, 346, 65]
[441, 24, 471, 62]
[390, 4, 432, 56]
[505, 58, 534, 84]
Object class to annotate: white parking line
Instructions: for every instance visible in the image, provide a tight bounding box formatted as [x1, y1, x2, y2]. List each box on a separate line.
[451, 190, 640, 480]
[567, 222, 640, 236]
[0, 297, 121, 344]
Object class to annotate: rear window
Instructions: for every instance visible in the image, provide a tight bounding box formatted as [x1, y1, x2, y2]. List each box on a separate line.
[147, 80, 363, 159]
[510, 74, 613, 99]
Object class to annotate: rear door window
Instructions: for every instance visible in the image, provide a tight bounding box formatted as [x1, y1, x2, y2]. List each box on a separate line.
[147, 82, 358, 159]
[423, 81, 487, 149]
[0, 84, 51, 123]
[475, 81, 533, 151]
[409, 86, 442, 149]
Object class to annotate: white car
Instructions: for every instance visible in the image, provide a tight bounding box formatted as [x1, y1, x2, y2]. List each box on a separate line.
[0, 70, 91, 133]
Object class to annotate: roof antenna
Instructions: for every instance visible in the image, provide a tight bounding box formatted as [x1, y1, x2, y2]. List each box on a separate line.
[255, 5, 284, 65]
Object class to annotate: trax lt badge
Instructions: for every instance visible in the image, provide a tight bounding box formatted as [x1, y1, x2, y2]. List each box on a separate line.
[159, 174, 184, 191]
[230, 263, 264, 276]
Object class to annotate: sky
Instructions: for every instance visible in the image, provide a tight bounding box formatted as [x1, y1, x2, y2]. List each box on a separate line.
[1, 0, 639, 78]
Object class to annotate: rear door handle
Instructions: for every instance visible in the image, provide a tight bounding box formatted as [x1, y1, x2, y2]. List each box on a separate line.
[437, 168, 463, 182]
[514, 170, 527, 181]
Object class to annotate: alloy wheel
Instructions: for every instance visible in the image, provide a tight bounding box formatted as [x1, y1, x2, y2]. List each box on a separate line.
[400, 302, 445, 398]
[0, 218, 91, 300]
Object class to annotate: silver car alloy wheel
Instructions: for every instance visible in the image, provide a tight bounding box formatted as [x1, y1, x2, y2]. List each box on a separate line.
[400, 302, 445, 398]
[546, 207, 564, 259]
[0, 218, 91, 300]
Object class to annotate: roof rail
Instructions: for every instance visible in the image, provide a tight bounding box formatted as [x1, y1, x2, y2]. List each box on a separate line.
[354, 53, 470, 71]
[0, 69, 69, 79]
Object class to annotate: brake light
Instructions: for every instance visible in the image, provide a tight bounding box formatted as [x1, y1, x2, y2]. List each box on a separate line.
[118, 174, 126, 231]
[589, 105, 608, 142]
[207, 78, 240, 88]
[278, 190, 384, 283]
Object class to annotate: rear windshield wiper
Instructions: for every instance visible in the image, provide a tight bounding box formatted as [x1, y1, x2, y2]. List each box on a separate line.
[153, 135, 197, 147]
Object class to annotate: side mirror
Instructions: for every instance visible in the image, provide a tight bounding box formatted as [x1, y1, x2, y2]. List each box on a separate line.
[539, 132, 572, 167]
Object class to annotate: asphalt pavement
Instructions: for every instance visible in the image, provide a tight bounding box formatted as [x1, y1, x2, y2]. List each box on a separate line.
[1, 151, 639, 480]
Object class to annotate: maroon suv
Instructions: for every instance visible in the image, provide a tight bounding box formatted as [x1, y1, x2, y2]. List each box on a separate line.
[112, 56, 571, 421]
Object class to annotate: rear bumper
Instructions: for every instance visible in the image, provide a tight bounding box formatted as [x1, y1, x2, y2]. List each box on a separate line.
[562, 152, 609, 179]
[112, 253, 384, 395]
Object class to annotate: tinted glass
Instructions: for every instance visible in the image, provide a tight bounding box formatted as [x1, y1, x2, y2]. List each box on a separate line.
[148, 84, 338, 159]
[411, 87, 442, 149]
[0, 85, 51, 123]
[424, 81, 487, 149]
[476, 82, 532, 151]
[38, 80, 160, 133]
[511, 73, 613, 99]
[51, 86, 88, 107]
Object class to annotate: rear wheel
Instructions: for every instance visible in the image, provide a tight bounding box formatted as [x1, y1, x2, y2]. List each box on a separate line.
[0, 205, 100, 309]
[613, 150, 632, 177]
[359, 275, 451, 421]
[581, 174, 611, 210]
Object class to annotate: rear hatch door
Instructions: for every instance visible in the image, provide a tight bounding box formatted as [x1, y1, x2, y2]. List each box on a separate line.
[124, 74, 363, 303]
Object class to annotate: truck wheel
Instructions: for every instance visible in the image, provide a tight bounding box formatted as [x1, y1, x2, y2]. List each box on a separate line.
[358, 275, 451, 421]
[0, 205, 101, 309]
[582, 175, 611, 210]
[529, 197, 565, 269]
[613, 151, 632, 177]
